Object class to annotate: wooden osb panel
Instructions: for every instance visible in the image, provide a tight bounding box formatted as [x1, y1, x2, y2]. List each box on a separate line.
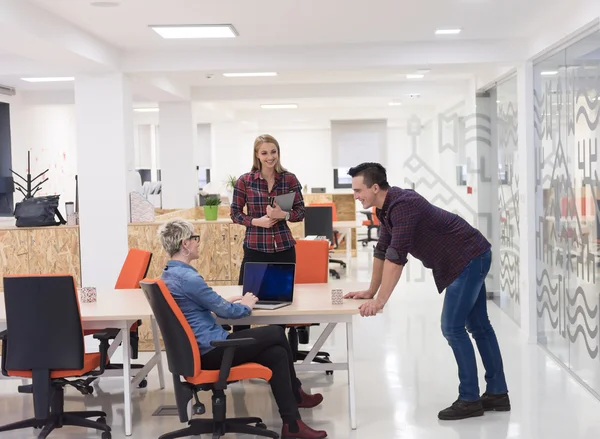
[28, 228, 81, 287]
[191, 223, 231, 281]
[229, 224, 245, 284]
[139, 318, 163, 352]
[332, 194, 356, 221]
[304, 194, 333, 206]
[288, 221, 305, 239]
[195, 206, 230, 220]
[128, 224, 169, 279]
[335, 228, 357, 251]
[0, 230, 29, 291]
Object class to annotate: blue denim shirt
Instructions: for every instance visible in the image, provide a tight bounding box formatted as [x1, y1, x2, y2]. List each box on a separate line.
[161, 260, 251, 355]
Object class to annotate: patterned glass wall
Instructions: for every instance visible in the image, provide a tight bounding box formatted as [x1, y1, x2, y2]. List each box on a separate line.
[535, 33, 600, 394]
[496, 77, 521, 324]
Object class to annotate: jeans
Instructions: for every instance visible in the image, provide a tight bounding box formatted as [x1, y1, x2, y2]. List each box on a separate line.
[441, 250, 508, 401]
[200, 326, 302, 423]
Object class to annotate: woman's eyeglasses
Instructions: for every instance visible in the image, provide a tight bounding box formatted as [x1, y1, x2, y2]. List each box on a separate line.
[189, 235, 200, 242]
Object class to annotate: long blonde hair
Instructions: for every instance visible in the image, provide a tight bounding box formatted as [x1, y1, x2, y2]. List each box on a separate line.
[251, 134, 287, 173]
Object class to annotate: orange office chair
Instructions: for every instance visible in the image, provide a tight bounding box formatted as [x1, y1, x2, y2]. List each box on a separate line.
[359, 206, 380, 247]
[139, 279, 278, 439]
[310, 202, 347, 278]
[287, 240, 333, 375]
[0, 275, 112, 439]
[82, 248, 152, 391]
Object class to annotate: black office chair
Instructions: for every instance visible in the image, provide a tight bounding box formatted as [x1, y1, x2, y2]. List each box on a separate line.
[359, 208, 380, 247]
[140, 279, 278, 439]
[0, 275, 112, 439]
[304, 205, 346, 279]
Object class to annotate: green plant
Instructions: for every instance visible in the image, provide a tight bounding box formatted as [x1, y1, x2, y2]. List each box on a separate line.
[225, 174, 238, 191]
[204, 196, 221, 206]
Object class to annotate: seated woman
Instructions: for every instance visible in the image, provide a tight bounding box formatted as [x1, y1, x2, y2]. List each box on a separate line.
[158, 219, 328, 439]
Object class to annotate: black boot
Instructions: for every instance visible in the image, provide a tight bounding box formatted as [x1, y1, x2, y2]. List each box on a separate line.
[438, 399, 484, 420]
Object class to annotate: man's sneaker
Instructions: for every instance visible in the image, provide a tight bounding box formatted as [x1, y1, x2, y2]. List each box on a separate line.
[438, 399, 484, 420]
[481, 392, 511, 412]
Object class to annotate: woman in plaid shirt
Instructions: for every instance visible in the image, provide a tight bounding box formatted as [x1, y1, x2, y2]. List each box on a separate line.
[230, 134, 306, 330]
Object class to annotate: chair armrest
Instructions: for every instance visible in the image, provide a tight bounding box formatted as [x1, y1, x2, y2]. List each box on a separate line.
[209, 338, 257, 390]
[90, 330, 115, 376]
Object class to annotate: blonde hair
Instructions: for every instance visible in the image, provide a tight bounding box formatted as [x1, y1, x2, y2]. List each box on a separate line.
[251, 134, 287, 173]
[158, 219, 195, 257]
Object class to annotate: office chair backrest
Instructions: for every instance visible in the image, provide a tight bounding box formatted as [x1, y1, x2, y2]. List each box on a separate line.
[115, 248, 152, 289]
[371, 206, 380, 226]
[140, 280, 199, 378]
[304, 206, 334, 242]
[295, 240, 329, 284]
[3, 275, 84, 371]
[310, 202, 338, 221]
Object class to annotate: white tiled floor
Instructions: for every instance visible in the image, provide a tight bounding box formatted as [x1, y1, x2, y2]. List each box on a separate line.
[2, 248, 600, 438]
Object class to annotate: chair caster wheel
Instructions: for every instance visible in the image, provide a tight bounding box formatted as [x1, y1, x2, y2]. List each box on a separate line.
[82, 385, 94, 395]
[256, 422, 267, 429]
[362, 242, 368, 247]
[326, 370, 334, 375]
[101, 432, 111, 439]
[138, 379, 148, 388]
[341, 263, 347, 268]
[193, 403, 206, 415]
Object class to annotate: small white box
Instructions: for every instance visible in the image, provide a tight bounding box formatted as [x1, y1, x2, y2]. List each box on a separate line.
[79, 287, 97, 303]
[331, 288, 344, 305]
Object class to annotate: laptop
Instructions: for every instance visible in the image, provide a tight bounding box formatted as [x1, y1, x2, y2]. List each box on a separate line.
[242, 262, 295, 310]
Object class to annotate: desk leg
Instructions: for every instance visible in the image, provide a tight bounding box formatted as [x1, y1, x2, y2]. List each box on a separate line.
[345, 227, 352, 267]
[122, 326, 133, 436]
[151, 317, 165, 389]
[346, 321, 356, 429]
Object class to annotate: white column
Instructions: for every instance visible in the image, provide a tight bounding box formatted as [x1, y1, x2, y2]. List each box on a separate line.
[75, 74, 133, 289]
[517, 62, 537, 343]
[158, 102, 197, 208]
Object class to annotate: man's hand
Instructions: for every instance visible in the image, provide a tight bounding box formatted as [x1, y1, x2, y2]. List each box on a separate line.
[344, 289, 375, 299]
[358, 298, 385, 317]
[266, 201, 287, 220]
[240, 292, 258, 309]
[252, 215, 278, 228]
[227, 295, 244, 303]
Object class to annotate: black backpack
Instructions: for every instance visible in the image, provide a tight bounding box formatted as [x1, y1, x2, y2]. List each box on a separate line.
[13, 195, 66, 228]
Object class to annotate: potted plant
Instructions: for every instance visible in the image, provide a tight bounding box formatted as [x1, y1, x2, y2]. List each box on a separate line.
[203, 196, 221, 220]
[225, 174, 237, 204]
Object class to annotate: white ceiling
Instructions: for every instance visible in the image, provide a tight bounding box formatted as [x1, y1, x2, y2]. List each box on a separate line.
[29, 0, 568, 50]
[0, 0, 588, 116]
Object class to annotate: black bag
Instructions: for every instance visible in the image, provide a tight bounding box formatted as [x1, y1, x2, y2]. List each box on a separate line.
[13, 195, 66, 228]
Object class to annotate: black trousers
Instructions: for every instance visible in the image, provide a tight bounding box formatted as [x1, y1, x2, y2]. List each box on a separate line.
[233, 245, 296, 332]
[201, 326, 302, 423]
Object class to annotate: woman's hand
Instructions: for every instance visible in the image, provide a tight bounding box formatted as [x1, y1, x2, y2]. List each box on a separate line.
[240, 292, 258, 309]
[252, 215, 278, 228]
[227, 295, 244, 303]
[266, 201, 287, 220]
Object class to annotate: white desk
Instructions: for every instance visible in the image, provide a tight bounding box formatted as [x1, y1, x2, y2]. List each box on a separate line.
[0, 289, 165, 437]
[214, 281, 372, 430]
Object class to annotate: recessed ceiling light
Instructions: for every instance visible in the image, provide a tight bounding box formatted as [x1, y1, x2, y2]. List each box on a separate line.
[134, 108, 159, 113]
[150, 24, 238, 39]
[388, 101, 402, 106]
[90, 1, 121, 6]
[541, 71, 558, 76]
[435, 29, 461, 35]
[223, 72, 278, 78]
[261, 104, 298, 109]
[21, 77, 74, 82]
[406, 74, 425, 79]
[407, 93, 420, 98]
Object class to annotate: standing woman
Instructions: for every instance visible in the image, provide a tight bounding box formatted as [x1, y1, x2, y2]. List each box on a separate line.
[230, 134, 305, 328]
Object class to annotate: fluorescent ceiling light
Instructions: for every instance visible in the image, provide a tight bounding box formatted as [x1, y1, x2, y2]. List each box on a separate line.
[261, 104, 298, 109]
[406, 74, 425, 79]
[388, 101, 402, 106]
[134, 108, 159, 113]
[21, 77, 74, 82]
[541, 71, 558, 76]
[150, 24, 238, 39]
[435, 29, 461, 35]
[223, 72, 277, 78]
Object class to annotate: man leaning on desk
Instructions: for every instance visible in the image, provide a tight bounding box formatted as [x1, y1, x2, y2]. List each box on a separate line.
[344, 162, 510, 421]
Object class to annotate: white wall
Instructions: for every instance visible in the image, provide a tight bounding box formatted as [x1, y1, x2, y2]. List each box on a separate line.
[10, 104, 78, 211]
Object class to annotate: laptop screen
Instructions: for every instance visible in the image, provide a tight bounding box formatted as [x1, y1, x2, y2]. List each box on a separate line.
[243, 262, 295, 302]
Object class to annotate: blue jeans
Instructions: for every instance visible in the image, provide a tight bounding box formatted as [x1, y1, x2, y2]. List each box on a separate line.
[441, 250, 508, 401]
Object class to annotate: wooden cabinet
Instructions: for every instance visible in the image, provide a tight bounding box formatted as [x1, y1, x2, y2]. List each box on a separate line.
[0, 227, 81, 291]
[192, 223, 231, 281]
